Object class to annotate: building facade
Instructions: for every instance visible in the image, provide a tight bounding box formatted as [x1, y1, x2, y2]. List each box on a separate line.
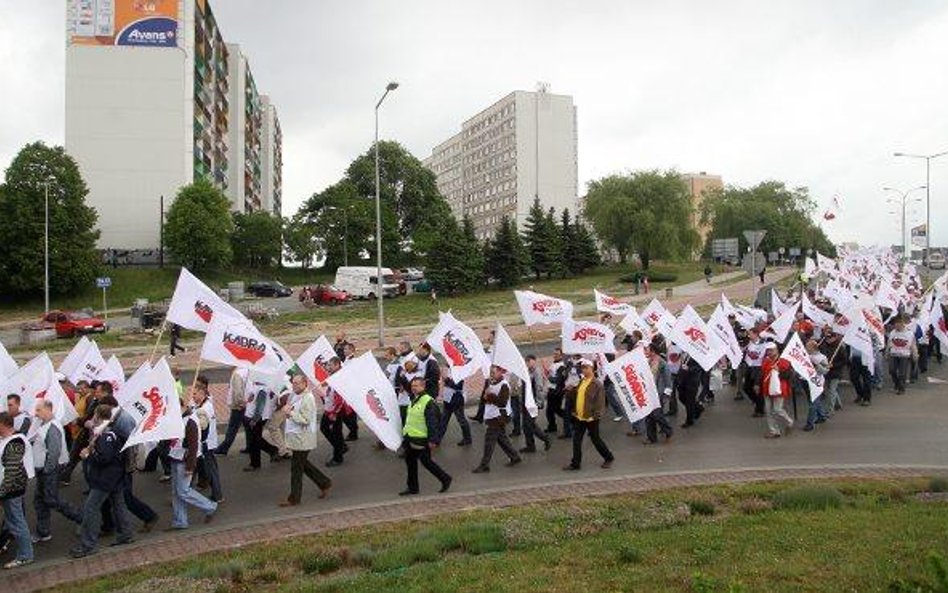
[680, 171, 723, 248]
[423, 88, 578, 241]
[260, 95, 283, 216]
[65, 0, 281, 252]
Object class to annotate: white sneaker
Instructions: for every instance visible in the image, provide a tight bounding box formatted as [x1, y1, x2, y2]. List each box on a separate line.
[31, 534, 52, 544]
[612, 416, 623, 422]
[3, 558, 34, 569]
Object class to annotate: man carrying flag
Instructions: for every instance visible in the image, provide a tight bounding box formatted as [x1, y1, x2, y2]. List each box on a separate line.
[761, 343, 794, 438]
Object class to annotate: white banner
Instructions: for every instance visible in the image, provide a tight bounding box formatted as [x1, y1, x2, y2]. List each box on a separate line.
[200, 318, 288, 375]
[99, 355, 125, 394]
[780, 333, 824, 400]
[116, 361, 154, 423]
[561, 319, 617, 354]
[930, 296, 948, 351]
[640, 299, 668, 328]
[514, 290, 574, 326]
[58, 335, 90, 379]
[708, 305, 742, 370]
[295, 335, 337, 387]
[804, 257, 817, 278]
[326, 352, 403, 451]
[618, 308, 652, 339]
[166, 268, 246, 332]
[801, 293, 835, 329]
[605, 346, 660, 424]
[1, 353, 77, 425]
[123, 358, 185, 451]
[842, 305, 875, 373]
[594, 289, 633, 316]
[669, 305, 723, 372]
[425, 312, 490, 383]
[492, 323, 537, 418]
[0, 341, 17, 380]
[771, 288, 789, 316]
[763, 301, 798, 344]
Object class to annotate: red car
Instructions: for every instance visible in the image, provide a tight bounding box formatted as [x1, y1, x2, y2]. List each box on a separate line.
[42, 310, 107, 338]
[299, 284, 350, 306]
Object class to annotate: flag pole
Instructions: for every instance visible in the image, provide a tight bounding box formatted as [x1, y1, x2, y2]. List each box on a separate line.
[188, 357, 204, 401]
[149, 321, 167, 365]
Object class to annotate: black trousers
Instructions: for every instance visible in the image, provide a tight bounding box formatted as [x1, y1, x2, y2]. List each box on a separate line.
[404, 441, 450, 494]
[644, 408, 674, 442]
[889, 356, 910, 392]
[289, 450, 332, 503]
[320, 415, 345, 462]
[246, 418, 278, 468]
[478, 424, 520, 468]
[123, 473, 157, 524]
[343, 411, 359, 439]
[743, 367, 764, 414]
[851, 363, 873, 402]
[521, 404, 550, 451]
[678, 383, 702, 425]
[545, 390, 563, 432]
[569, 418, 613, 468]
[439, 394, 472, 444]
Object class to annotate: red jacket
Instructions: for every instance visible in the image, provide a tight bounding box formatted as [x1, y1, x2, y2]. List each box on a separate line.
[760, 356, 792, 399]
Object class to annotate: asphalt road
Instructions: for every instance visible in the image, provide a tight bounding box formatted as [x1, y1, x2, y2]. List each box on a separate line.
[15, 353, 948, 569]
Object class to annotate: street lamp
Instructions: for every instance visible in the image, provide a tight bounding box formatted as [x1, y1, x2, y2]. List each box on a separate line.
[375, 81, 399, 347]
[884, 185, 926, 259]
[893, 150, 948, 257]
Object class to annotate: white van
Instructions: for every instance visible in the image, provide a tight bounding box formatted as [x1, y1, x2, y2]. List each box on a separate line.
[926, 252, 946, 270]
[334, 266, 400, 299]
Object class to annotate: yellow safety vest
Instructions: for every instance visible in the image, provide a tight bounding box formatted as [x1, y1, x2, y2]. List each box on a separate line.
[403, 393, 433, 438]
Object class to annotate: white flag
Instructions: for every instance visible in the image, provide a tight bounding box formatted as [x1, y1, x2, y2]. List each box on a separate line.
[425, 312, 490, 382]
[930, 297, 948, 351]
[594, 289, 633, 316]
[296, 335, 337, 386]
[771, 288, 789, 316]
[98, 355, 125, 394]
[561, 319, 617, 354]
[0, 341, 18, 380]
[200, 318, 288, 375]
[779, 333, 824, 401]
[116, 362, 154, 422]
[708, 305, 743, 370]
[817, 252, 836, 273]
[618, 308, 652, 340]
[66, 339, 107, 386]
[801, 293, 835, 329]
[764, 301, 799, 344]
[1, 353, 77, 424]
[640, 299, 668, 329]
[492, 323, 537, 418]
[58, 336, 91, 382]
[605, 346, 660, 424]
[326, 352, 403, 451]
[166, 268, 246, 332]
[514, 290, 574, 326]
[656, 310, 678, 341]
[669, 305, 723, 372]
[720, 293, 737, 317]
[122, 358, 185, 451]
[842, 305, 875, 373]
[804, 257, 817, 278]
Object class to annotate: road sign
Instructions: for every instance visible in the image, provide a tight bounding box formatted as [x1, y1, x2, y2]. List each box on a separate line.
[711, 238, 740, 262]
[742, 230, 767, 251]
[96, 277, 112, 289]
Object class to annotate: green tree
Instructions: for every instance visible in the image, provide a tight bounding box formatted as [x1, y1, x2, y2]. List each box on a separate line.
[485, 216, 528, 288]
[231, 210, 282, 268]
[0, 142, 100, 296]
[283, 214, 320, 269]
[544, 207, 565, 279]
[298, 180, 381, 270]
[573, 219, 601, 272]
[699, 181, 836, 257]
[583, 170, 699, 268]
[460, 215, 486, 290]
[164, 178, 233, 272]
[427, 215, 486, 295]
[560, 208, 578, 276]
[522, 197, 560, 279]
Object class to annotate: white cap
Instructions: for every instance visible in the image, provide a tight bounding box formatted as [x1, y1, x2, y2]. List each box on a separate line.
[577, 358, 594, 368]
[55, 372, 66, 382]
[764, 342, 778, 351]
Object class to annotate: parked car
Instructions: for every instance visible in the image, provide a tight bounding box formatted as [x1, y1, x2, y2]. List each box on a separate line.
[927, 252, 946, 270]
[248, 280, 293, 298]
[399, 267, 425, 282]
[41, 310, 107, 338]
[299, 284, 350, 306]
[334, 266, 399, 299]
[412, 278, 432, 293]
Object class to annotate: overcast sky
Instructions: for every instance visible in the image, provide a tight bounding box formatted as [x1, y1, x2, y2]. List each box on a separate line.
[2, 1, 947, 249]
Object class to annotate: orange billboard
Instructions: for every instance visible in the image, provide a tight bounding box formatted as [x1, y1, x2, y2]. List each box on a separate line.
[68, 0, 181, 48]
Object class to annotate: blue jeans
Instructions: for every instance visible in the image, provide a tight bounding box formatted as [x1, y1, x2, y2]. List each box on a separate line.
[806, 394, 828, 428]
[34, 470, 82, 537]
[2, 496, 33, 561]
[79, 487, 132, 552]
[821, 378, 841, 416]
[215, 409, 246, 455]
[170, 461, 217, 528]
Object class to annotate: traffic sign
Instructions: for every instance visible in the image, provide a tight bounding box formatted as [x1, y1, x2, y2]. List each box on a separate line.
[96, 277, 112, 289]
[742, 230, 767, 251]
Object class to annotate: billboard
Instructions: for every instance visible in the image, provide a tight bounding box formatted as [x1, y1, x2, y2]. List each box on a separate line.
[911, 224, 928, 248]
[68, 0, 180, 48]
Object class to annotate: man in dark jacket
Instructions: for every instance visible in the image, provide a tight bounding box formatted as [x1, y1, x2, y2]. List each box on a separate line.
[400, 377, 451, 496]
[562, 359, 614, 471]
[0, 412, 33, 568]
[71, 405, 134, 558]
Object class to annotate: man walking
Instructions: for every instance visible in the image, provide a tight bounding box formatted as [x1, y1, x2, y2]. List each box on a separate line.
[280, 373, 331, 506]
[166, 399, 217, 529]
[0, 412, 33, 569]
[887, 315, 915, 395]
[30, 400, 82, 544]
[520, 355, 552, 453]
[6, 395, 31, 436]
[400, 377, 451, 495]
[192, 380, 224, 503]
[215, 368, 248, 456]
[761, 343, 794, 438]
[562, 359, 614, 471]
[320, 358, 348, 467]
[472, 366, 521, 473]
[438, 370, 472, 447]
[242, 373, 280, 472]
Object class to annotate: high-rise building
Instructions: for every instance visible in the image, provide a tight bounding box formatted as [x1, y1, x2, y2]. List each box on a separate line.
[260, 95, 283, 217]
[680, 171, 723, 247]
[423, 87, 578, 241]
[65, 0, 281, 252]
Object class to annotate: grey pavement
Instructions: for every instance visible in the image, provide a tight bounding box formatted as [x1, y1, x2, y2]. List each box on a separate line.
[15, 352, 948, 571]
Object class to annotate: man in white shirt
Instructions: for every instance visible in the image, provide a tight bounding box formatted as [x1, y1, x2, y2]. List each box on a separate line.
[887, 315, 916, 395]
[6, 395, 30, 437]
[279, 373, 331, 506]
[30, 399, 82, 543]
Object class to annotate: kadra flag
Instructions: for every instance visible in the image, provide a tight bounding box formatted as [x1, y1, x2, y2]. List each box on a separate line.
[425, 312, 490, 382]
[201, 318, 288, 375]
[514, 290, 574, 326]
[166, 267, 246, 332]
[326, 352, 402, 451]
[561, 319, 616, 354]
[295, 335, 337, 386]
[605, 346, 660, 424]
[122, 358, 184, 451]
[779, 333, 824, 400]
[594, 289, 633, 316]
[669, 305, 722, 372]
[1, 353, 77, 424]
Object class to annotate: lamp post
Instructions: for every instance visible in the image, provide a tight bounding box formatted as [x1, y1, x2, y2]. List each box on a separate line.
[42, 178, 54, 314]
[894, 150, 948, 258]
[884, 186, 926, 259]
[375, 81, 399, 347]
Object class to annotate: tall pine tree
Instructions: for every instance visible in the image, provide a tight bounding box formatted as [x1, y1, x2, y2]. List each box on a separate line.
[522, 196, 557, 279]
[574, 219, 601, 273]
[486, 216, 528, 288]
[460, 215, 486, 290]
[544, 207, 564, 279]
[560, 208, 579, 276]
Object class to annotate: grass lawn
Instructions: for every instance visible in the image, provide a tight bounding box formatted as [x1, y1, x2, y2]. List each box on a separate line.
[54, 478, 948, 593]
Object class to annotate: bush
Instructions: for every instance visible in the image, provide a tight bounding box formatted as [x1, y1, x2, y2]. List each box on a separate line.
[929, 477, 948, 493]
[618, 270, 677, 283]
[688, 500, 716, 516]
[370, 539, 441, 573]
[299, 548, 343, 575]
[182, 559, 245, 583]
[773, 486, 844, 511]
[616, 543, 643, 564]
